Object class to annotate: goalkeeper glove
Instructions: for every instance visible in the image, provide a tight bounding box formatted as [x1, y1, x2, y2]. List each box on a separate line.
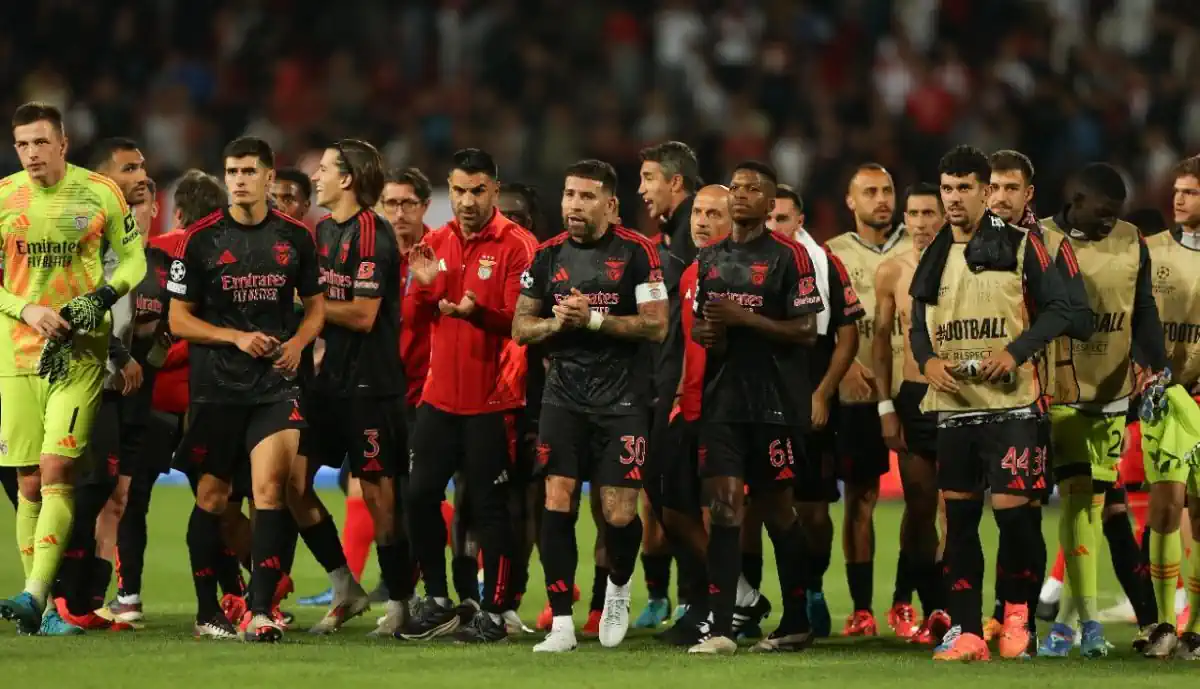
[60, 285, 120, 334]
[36, 337, 72, 384]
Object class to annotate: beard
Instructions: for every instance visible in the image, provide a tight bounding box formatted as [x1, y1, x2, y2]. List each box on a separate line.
[859, 213, 892, 230]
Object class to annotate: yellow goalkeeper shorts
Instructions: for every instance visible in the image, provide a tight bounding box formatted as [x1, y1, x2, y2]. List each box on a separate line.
[0, 365, 105, 467]
[1049, 405, 1123, 484]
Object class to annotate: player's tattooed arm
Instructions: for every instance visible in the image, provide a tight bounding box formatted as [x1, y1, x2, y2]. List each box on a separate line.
[511, 294, 562, 345]
[597, 298, 668, 343]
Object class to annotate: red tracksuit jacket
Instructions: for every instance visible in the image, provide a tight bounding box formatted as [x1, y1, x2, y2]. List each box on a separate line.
[413, 210, 537, 415]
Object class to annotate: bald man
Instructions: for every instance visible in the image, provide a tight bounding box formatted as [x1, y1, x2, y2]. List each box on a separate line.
[650, 185, 738, 646]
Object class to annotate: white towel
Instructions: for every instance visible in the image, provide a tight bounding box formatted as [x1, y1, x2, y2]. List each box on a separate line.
[794, 229, 830, 335]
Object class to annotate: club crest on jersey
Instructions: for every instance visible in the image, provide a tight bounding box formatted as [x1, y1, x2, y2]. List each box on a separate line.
[274, 241, 291, 266]
[750, 262, 769, 286]
[478, 256, 496, 280]
[74, 215, 89, 230]
[155, 266, 168, 289]
[605, 259, 626, 282]
[340, 241, 351, 263]
[706, 264, 720, 279]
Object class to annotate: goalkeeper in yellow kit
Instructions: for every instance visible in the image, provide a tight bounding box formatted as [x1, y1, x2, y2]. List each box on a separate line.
[0, 103, 146, 635]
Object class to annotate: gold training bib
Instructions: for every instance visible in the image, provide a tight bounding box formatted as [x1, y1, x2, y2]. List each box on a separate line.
[921, 239, 1040, 413]
[826, 230, 913, 402]
[1042, 219, 1138, 404]
[1147, 231, 1200, 387]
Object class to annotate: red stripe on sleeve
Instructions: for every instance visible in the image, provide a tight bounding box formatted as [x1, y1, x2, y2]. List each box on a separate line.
[359, 211, 376, 259]
[176, 210, 224, 258]
[767, 232, 812, 275]
[1028, 232, 1050, 269]
[1058, 239, 1080, 276]
[825, 247, 852, 283]
[614, 227, 662, 270]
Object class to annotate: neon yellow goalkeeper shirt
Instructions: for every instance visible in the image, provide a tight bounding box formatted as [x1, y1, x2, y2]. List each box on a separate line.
[0, 165, 146, 375]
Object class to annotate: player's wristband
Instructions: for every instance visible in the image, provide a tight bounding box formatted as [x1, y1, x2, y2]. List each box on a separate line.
[587, 311, 605, 331]
[877, 400, 896, 416]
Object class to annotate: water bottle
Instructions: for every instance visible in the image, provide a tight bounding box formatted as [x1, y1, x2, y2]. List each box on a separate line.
[952, 359, 1015, 385]
[145, 331, 170, 369]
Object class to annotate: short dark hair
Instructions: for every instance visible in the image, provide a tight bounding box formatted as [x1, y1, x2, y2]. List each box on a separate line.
[386, 167, 432, 202]
[12, 102, 64, 135]
[274, 168, 312, 202]
[174, 170, 226, 227]
[639, 141, 701, 193]
[989, 149, 1035, 184]
[1123, 208, 1168, 236]
[775, 184, 803, 214]
[88, 137, 140, 172]
[222, 136, 275, 169]
[905, 182, 943, 209]
[500, 182, 539, 210]
[1075, 162, 1127, 202]
[450, 148, 498, 179]
[938, 145, 991, 185]
[564, 159, 618, 195]
[1173, 156, 1200, 182]
[733, 160, 778, 192]
[500, 182, 543, 236]
[332, 139, 385, 208]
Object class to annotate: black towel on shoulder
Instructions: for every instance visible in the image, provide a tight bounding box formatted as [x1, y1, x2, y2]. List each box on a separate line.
[909, 210, 1024, 306]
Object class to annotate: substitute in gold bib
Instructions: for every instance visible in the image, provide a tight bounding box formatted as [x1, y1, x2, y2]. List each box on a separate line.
[1141, 155, 1200, 659]
[825, 163, 912, 635]
[908, 145, 1087, 662]
[1036, 163, 1167, 658]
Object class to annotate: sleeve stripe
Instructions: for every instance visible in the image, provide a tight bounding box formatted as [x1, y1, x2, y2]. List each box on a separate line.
[177, 210, 225, 257]
[613, 227, 661, 269]
[1059, 240, 1080, 276]
[359, 210, 376, 259]
[537, 232, 570, 250]
[767, 232, 812, 275]
[511, 226, 538, 262]
[1028, 232, 1051, 269]
[825, 247, 852, 283]
[88, 173, 129, 214]
[271, 208, 310, 232]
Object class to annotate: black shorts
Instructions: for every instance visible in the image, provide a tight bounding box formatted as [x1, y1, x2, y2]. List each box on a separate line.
[936, 416, 1046, 497]
[80, 391, 123, 489]
[836, 403, 891, 485]
[896, 381, 937, 460]
[175, 399, 306, 483]
[796, 425, 839, 502]
[130, 410, 184, 476]
[410, 404, 519, 498]
[697, 422, 803, 490]
[303, 394, 407, 480]
[537, 405, 647, 490]
[654, 415, 702, 515]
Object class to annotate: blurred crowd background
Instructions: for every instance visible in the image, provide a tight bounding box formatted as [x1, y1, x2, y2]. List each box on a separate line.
[1, 0, 1198, 241]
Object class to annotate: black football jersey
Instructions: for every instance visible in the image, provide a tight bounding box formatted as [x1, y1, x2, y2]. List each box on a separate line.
[312, 209, 403, 398]
[132, 244, 171, 327]
[651, 243, 687, 408]
[521, 227, 665, 415]
[168, 208, 322, 405]
[694, 230, 824, 426]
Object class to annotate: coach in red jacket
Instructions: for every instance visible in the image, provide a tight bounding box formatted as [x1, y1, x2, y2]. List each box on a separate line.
[398, 149, 537, 643]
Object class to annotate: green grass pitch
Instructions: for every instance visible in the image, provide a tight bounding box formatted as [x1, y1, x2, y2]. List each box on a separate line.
[0, 487, 1192, 688]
